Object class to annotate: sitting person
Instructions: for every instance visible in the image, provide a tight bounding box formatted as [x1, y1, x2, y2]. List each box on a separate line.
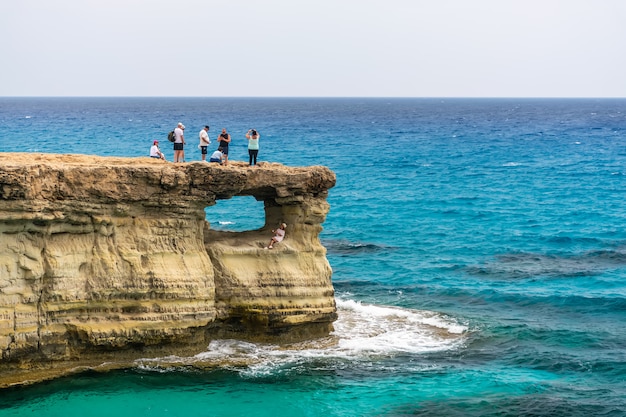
[150, 140, 166, 160]
[266, 223, 286, 249]
[209, 148, 224, 164]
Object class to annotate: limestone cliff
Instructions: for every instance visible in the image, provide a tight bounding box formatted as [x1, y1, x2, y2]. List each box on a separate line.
[0, 153, 336, 385]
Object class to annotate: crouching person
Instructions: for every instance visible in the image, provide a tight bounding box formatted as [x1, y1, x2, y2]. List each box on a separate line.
[209, 148, 225, 164]
[266, 223, 286, 249]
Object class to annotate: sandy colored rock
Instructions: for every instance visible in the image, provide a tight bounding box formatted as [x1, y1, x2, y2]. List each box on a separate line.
[0, 153, 337, 386]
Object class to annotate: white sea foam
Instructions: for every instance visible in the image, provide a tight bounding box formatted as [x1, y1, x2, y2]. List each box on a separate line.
[136, 298, 467, 374]
[333, 298, 467, 354]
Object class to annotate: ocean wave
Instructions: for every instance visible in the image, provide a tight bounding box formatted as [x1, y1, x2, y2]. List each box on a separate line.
[133, 298, 467, 375]
[333, 298, 467, 348]
[542, 294, 626, 311]
[468, 290, 626, 316]
[517, 350, 626, 375]
[540, 236, 605, 245]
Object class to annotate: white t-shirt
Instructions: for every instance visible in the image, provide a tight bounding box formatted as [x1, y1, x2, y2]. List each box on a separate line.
[150, 145, 161, 157]
[210, 150, 223, 161]
[174, 127, 184, 143]
[199, 129, 210, 146]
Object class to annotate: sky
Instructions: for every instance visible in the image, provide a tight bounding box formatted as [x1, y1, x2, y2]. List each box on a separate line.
[1, 0, 625, 97]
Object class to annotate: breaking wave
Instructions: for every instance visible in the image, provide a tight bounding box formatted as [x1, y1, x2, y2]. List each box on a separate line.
[134, 298, 467, 374]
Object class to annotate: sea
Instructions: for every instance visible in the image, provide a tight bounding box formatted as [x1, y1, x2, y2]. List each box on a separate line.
[0, 97, 625, 416]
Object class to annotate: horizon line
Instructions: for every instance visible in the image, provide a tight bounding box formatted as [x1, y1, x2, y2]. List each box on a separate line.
[1, 96, 625, 100]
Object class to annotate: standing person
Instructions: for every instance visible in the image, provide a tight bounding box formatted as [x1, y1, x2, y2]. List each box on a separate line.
[198, 125, 211, 161]
[173, 122, 186, 162]
[150, 140, 166, 160]
[246, 129, 260, 166]
[217, 128, 231, 166]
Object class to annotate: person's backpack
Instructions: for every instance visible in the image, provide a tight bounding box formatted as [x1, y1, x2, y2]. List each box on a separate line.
[167, 130, 175, 142]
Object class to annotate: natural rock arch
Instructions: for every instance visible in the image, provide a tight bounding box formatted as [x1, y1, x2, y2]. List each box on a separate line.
[0, 153, 337, 384]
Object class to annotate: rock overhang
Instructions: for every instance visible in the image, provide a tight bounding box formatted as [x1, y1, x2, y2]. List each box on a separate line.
[0, 153, 337, 386]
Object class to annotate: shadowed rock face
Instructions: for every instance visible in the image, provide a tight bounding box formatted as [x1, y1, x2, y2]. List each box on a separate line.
[0, 153, 337, 383]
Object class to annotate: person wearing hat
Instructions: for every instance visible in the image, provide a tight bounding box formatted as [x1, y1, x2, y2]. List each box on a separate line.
[150, 140, 166, 160]
[199, 125, 211, 161]
[173, 122, 186, 162]
[266, 223, 287, 249]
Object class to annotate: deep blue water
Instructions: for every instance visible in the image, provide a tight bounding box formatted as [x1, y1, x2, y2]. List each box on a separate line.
[1, 98, 626, 416]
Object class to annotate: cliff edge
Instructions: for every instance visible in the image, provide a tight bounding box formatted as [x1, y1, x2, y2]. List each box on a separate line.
[0, 153, 337, 386]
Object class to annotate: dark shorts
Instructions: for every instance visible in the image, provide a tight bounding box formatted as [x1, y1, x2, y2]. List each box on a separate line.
[209, 158, 222, 163]
[174, 143, 184, 151]
[220, 146, 229, 155]
[200, 146, 208, 155]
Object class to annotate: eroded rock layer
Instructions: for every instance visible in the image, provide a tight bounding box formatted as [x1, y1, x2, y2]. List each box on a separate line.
[0, 153, 337, 383]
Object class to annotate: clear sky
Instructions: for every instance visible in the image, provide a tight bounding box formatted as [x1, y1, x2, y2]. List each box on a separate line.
[2, 0, 625, 97]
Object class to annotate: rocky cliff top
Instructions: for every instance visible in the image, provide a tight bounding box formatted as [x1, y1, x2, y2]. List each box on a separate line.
[0, 153, 336, 205]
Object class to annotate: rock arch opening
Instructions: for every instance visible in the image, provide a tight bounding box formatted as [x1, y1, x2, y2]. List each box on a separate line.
[205, 196, 266, 232]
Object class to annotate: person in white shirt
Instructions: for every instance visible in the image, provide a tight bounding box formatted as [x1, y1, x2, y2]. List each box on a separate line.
[150, 140, 165, 160]
[173, 122, 186, 162]
[199, 126, 211, 161]
[209, 148, 224, 164]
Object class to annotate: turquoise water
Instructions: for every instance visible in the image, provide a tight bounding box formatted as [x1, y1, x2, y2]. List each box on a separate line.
[1, 98, 625, 416]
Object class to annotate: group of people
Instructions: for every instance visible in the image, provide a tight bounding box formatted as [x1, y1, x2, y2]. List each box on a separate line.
[150, 123, 260, 166]
[150, 123, 284, 249]
[150, 127, 286, 249]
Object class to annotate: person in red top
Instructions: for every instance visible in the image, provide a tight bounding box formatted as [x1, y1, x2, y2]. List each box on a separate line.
[150, 140, 165, 160]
